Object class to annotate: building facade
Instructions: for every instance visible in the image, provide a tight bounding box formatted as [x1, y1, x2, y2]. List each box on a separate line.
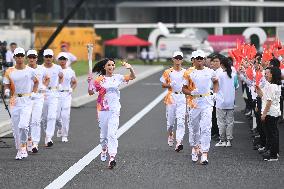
[0, 0, 284, 26]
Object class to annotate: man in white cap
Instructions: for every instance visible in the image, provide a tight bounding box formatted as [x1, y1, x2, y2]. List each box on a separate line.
[56, 52, 77, 142]
[26, 49, 50, 153]
[3, 47, 39, 159]
[42, 49, 63, 147]
[160, 51, 186, 152]
[182, 50, 218, 165]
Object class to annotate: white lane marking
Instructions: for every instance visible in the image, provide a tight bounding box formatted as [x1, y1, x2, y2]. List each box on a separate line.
[234, 121, 245, 124]
[44, 90, 167, 189]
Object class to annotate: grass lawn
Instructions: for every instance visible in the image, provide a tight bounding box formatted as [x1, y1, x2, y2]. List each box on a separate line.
[71, 59, 191, 76]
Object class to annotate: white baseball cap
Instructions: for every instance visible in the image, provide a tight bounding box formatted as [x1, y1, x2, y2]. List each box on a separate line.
[195, 50, 206, 58]
[13, 47, 25, 56]
[191, 51, 197, 59]
[27, 49, 38, 56]
[57, 52, 69, 60]
[43, 49, 54, 56]
[172, 51, 183, 58]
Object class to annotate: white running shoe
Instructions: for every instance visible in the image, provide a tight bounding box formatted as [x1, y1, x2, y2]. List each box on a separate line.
[45, 137, 53, 147]
[15, 151, 22, 160]
[200, 154, 208, 165]
[62, 137, 68, 142]
[226, 140, 232, 147]
[108, 157, 116, 169]
[32, 144, 39, 153]
[21, 148, 28, 158]
[191, 148, 198, 162]
[100, 151, 107, 162]
[27, 140, 33, 152]
[215, 140, 227, 147]
[57, 130, 62, 138]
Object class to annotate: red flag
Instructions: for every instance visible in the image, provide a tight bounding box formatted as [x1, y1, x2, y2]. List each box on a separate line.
[246, 66, 254, 81]
[255, 70, 263, 86]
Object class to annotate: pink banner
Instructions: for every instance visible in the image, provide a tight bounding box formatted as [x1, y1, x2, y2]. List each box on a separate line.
[208, 35, 245, 52]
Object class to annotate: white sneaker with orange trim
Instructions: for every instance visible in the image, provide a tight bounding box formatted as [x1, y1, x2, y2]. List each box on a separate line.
[21, 147, 28, 158]
[15, 151, 22, 160]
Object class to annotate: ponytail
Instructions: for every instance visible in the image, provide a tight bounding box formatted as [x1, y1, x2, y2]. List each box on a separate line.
[221, 57, 232, 78]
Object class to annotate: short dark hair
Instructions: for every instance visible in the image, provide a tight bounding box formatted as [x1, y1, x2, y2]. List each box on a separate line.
[10, 42, 17, 46]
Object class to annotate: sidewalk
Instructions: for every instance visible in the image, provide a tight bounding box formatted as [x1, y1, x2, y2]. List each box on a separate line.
[0, 65, 164, 137]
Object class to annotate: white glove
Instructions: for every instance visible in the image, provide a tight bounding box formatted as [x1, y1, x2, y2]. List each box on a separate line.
[69, 88, 73, 93]
[4, 89, 10, 97]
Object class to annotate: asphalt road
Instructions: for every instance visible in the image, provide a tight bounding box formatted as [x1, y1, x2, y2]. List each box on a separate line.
[1, 70, 284, 189]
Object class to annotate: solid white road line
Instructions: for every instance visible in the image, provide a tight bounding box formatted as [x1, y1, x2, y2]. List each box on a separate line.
[44, 90, 167, 189]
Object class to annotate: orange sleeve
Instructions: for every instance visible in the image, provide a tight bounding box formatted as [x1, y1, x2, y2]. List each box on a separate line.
[4, 67, 15, 95]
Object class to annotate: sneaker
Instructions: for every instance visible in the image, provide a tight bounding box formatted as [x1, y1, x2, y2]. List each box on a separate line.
[245, 111, 252, 116]
[100, 150, 107, 162]
[62, 137, 68, 143]
[15, 151, 22, 160]
[108, 157, 116, 169]
[191, 148, 198, 162]
[27, 139, 33, 152]
[200, 153, 208, 165]
[226, 140, 232, 147]
[57, 130, 62, 138]
[21, 147, 28, 158]
[215, 140, 226, 147]
[263, 153, 278, 161]
[262, 151, 276, 161]
[167, 133, 174, 147]
[32, 144, 39, 153]
[175, 142, 183, 152]
[45, 137, 53, 147]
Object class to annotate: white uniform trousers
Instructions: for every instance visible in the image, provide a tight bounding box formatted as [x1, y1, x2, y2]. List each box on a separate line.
[166, 93, 186, 142]
[56, 93, 72, 137]
[11, 97, 33, 149]
[98, 110, 120, 157]
[42, 92, 59, 139]
[30, 96, 44, 145]
[188, 107, 213, 153]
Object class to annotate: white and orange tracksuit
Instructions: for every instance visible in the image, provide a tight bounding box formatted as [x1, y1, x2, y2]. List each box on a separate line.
[183, 67, 216, 153]
[160, 67, 186, 143]
[3, 66, 36, 149]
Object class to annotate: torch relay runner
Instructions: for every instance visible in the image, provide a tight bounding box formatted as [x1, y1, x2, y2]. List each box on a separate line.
[3, 47, 39, 160]
[87, 58, 136, 169]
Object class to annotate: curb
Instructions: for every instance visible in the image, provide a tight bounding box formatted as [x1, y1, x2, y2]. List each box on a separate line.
[0, 120, 12, 137]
